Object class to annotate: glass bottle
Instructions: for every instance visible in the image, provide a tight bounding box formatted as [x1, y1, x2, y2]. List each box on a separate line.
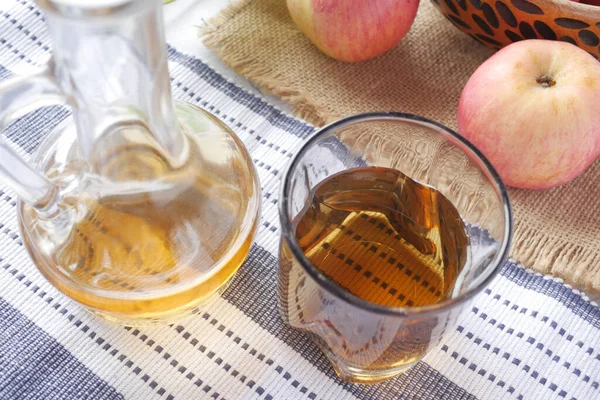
[0, 0, 261, 326]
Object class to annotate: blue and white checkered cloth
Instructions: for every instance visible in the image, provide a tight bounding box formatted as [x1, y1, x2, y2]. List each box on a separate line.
[1, 1, 600, 399]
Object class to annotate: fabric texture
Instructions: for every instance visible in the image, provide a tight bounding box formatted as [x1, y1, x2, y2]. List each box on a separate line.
[0, 0, 600, 399]
[200, 0, 600, 296]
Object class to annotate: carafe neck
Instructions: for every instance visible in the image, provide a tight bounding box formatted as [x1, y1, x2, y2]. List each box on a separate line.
[39, 0, 184, 163]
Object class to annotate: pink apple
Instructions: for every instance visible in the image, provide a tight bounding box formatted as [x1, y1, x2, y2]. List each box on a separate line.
[458, 40, 600, 189]
[286, 0, 419, 63]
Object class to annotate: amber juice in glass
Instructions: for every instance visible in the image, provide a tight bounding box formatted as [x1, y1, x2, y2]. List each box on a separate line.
[294, 166, 469, 309]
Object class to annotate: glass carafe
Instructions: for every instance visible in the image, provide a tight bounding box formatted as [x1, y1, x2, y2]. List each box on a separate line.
[0, 0, 261, 326]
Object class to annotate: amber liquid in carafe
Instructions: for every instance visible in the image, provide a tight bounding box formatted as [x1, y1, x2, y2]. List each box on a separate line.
[22, 125, 257, 323]
[294, 166, 470, 308]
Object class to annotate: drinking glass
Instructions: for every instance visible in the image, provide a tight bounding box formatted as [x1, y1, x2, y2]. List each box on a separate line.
[278, 112, 512, 383]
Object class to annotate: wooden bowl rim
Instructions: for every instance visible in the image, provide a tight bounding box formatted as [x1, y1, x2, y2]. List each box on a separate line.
[508, 0, 600, 15]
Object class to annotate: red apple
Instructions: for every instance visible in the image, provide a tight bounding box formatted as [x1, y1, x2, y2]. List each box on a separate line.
[286, 0, 419, 62]
[458, 40, 600, 189]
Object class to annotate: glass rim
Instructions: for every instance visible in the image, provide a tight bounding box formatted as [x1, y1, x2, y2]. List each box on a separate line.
[279, 112, 513, 318]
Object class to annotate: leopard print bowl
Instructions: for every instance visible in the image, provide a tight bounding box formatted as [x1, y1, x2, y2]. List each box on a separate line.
[431, 0, 600, 59]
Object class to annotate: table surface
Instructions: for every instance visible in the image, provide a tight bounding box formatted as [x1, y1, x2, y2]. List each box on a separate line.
[1, 1, 600, 400]
[164, 0, 292, 112]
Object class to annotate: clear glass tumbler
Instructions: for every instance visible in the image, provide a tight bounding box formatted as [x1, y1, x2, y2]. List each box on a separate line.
[278, 112, 512, 383]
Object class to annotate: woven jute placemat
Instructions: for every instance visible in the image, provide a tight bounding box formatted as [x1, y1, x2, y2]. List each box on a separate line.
[201, 0, 600, 296]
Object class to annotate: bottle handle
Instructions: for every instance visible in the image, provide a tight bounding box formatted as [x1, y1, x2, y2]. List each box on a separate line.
[0, 60, 67, 214]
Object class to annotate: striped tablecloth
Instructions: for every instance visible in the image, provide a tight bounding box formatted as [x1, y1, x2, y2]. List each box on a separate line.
[1, 1, 600, 399]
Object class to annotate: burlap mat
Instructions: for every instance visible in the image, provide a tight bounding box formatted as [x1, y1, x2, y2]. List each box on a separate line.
[201, 0, 600, 296]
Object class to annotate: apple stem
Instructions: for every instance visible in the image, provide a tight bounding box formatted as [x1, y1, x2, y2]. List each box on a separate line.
[536, 75, 556, 88]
